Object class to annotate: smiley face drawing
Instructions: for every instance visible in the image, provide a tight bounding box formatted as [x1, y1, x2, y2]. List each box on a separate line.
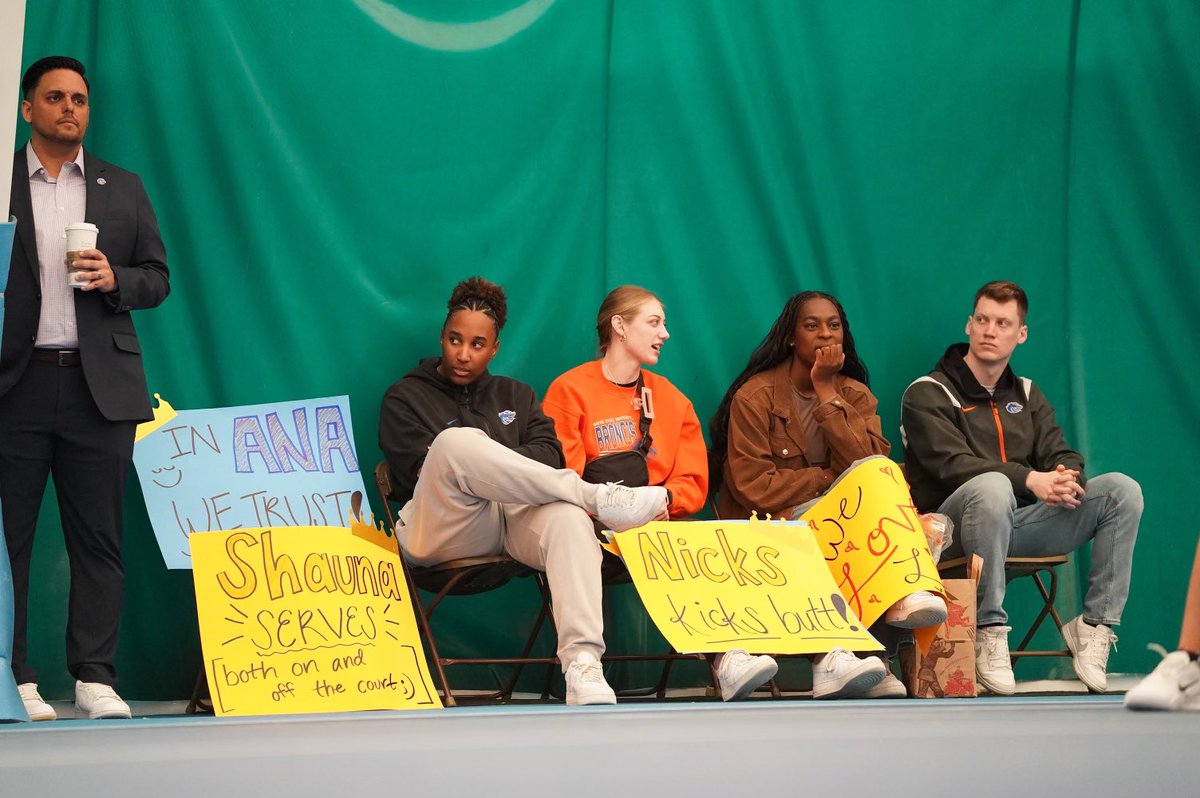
[150, 464, 183, 488]
[397, 672, 415, 701]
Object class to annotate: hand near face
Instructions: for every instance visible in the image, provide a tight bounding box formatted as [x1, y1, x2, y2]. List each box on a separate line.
[810, 343, 845, 386]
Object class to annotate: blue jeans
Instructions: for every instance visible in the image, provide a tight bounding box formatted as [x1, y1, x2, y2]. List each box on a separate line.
[937, 472, 1142, 627]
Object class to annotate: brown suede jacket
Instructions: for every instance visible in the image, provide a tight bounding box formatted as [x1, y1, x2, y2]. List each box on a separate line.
[718, 360, 891, 519]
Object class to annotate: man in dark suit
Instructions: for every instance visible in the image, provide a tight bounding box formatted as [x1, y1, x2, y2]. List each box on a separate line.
[2, 56, 169, 720]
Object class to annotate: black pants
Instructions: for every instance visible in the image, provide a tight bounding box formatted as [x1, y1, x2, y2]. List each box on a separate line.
[0, 360, 135, 687]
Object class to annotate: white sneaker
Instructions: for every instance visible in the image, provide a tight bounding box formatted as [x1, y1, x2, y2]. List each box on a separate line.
[75, 681, 132, 719]
[1061, 615, 1117, 693]
[1124, 651, 1200, 711]
[885, 591, 948, 629]
[716, 649, 778, 701]
[564, 652, 616, 706]
[593, 483, 667, 532]
[17, 683, 56, 722]
[975, 625, 1016, 695]
[861, 669, 908, 699]
[812, 648, 887, 699]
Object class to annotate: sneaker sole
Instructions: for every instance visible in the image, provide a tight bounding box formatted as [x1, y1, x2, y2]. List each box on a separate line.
[975, 672, 1016, 696]
[861, 679, 908, 699]
[564, 696, 614, 705]
[885, 607, 948, 630]
[78, 705, 132, 720]
[566, 691, 617, 706]
[722, 660, 779, 702]
[25, 707, 57, 722]
[813, 665, 886, 700]
[1123, 692, 1179, 711]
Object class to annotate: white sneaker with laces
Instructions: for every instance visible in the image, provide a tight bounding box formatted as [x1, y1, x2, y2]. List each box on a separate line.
[75, 681, 132, 719]
[17, 683, 56, 721]
[885, 591, 948, 629]
[812, 648, 886, 699]
[564, 652, 617, 706]
[593, 483, 667, 532]
[975, 625, 1016, 695]
[1061, 615, 1117, 693]
[1124, 651, 1200, 711]
[716, 649, 778, 701]
[861, 669, 908, 699]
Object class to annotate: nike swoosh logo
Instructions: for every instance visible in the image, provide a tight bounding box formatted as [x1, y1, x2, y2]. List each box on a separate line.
[962, 406, 977, 413]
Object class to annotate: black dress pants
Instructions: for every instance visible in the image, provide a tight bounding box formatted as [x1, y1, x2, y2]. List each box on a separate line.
[0, 359, 135, 687]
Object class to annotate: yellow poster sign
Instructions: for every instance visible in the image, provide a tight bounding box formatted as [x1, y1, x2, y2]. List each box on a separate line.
[190, 524, 442, 716]
[800, 458, 945, 632]
[613, 518, 881, 654]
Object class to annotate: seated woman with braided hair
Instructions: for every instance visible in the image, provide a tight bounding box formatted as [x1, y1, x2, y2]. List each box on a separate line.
[709, 291, 947, 699]
[378, 276, 666, 706]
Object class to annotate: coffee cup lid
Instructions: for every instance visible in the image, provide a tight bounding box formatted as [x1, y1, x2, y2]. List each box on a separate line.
[65, 222, 99, 232]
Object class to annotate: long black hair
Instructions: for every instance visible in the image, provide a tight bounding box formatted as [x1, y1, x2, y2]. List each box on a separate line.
[708, 291, 870, 495]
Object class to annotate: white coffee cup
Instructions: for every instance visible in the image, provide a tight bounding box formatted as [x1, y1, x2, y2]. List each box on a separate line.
[65, 222, 99, 288]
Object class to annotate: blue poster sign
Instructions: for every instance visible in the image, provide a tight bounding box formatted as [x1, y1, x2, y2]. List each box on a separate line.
[133, 395, 369, 569]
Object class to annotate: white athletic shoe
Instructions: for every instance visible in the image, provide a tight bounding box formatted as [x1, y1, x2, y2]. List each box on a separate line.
[593, 483, 667, 532]
[75, 681, 132, 720]
[812, 648, 886, 699]
[716, 649, 778, 701]
[565, 652, 616, 706]
[1124, 651, 1200, 711]
[885, 591, 948, 629]
[1061, 615, 1117, 694]
[975, 625, 1016, 695]
[18, 683, 56, 721]
[861, 669, 908, 699]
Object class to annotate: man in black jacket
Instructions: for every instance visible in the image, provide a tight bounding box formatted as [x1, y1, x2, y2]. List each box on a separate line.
[901, 281, 1140, 696]
[3, 56, 170, 721]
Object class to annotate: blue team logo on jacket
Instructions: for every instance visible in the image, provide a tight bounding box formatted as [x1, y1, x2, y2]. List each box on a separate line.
[498, 410, 517, 426]
[1005, 402, 1024, 414]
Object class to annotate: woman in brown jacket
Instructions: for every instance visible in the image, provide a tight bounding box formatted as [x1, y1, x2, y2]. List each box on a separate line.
[709, 291, 945, 699]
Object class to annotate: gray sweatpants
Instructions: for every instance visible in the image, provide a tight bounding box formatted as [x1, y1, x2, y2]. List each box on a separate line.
[398, 427, 605, 669]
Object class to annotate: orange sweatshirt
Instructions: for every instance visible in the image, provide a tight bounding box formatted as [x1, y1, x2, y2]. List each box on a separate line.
[543, 360, 708, 518]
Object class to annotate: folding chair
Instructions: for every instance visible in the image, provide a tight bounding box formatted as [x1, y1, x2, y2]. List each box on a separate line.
[937, 554, 1072, 664]
[373, 462, 557, 706]
[591, 547, 711, 699]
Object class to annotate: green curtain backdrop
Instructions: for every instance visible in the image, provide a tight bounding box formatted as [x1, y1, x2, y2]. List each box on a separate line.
[12, 0, 1198, 698]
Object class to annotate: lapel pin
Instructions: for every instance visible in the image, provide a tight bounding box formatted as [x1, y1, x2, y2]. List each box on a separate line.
[97, 177, 107, 185]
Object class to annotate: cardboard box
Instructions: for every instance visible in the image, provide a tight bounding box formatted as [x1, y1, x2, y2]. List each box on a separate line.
[900, 575, 977, 698]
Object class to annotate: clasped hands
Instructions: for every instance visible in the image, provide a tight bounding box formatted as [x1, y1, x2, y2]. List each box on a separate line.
[1027, 463, 1085, 509]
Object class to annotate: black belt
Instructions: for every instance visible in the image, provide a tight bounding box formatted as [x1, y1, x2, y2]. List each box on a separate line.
[31, 349, 81, 367]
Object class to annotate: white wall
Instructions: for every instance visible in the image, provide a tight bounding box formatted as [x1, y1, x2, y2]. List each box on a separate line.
[1, 1, 27, 220]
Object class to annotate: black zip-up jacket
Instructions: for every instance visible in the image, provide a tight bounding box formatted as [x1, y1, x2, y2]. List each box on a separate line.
[900, 343, 1085, 512]
[378, 357, 564, 505]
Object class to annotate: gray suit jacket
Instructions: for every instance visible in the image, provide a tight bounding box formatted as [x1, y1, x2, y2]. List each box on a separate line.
[2, 147, 170, 421]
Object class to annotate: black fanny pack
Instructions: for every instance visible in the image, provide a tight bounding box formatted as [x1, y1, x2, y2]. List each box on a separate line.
[580, 373, 652, 487]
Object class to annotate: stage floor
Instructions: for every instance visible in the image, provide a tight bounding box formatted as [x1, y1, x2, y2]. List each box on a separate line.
[1, 692, 1195, 797]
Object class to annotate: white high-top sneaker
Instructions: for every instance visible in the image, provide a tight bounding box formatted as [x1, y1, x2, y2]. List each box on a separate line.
[975, 625, 1016, 695]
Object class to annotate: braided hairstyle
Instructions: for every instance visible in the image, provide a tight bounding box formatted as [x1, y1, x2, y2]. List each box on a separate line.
[708, 291, 870, 495]
[445, 276, 507, 335]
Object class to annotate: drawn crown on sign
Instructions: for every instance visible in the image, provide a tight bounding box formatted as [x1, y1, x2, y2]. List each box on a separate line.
[134, 393, 179, 443]
[348, 490, 399, 555]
